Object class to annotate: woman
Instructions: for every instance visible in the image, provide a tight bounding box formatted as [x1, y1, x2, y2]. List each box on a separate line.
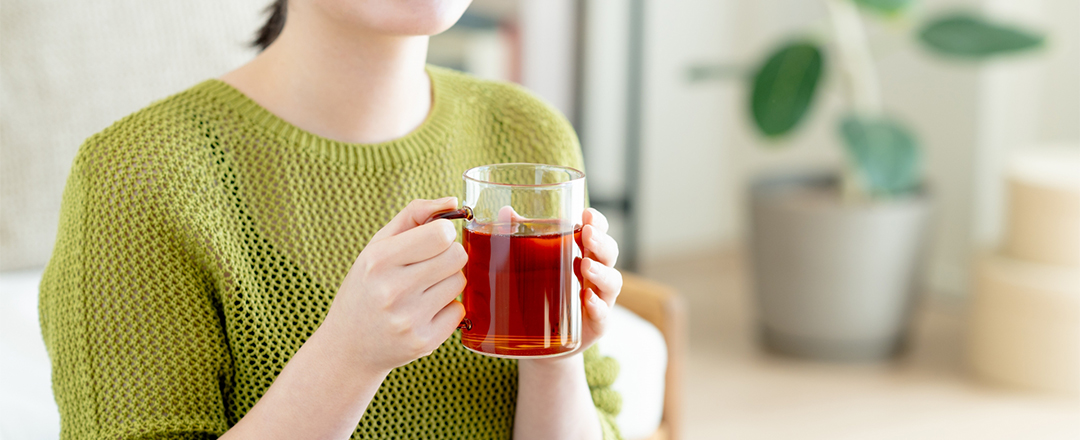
[39, 0, 624, 439]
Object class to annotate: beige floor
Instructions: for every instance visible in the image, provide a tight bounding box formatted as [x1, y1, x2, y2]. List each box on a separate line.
[639, 248, 1080, 440]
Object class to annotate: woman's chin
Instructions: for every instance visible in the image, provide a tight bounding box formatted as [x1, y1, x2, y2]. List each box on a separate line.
[313, 0, 473, 37]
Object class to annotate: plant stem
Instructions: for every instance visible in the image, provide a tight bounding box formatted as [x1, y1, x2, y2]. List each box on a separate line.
[824, 0, 883, 202]
[825, 0, 883, 114]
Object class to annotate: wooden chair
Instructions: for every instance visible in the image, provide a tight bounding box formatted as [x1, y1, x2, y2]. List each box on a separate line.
[616, 273, 687, 440]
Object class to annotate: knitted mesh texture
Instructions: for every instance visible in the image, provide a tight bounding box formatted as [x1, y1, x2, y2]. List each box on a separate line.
[39, 66, 622, 440]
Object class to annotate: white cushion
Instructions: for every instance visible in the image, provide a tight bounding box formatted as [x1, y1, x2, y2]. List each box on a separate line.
[0, 269, 60, 440]
[599, 304, 668, 440]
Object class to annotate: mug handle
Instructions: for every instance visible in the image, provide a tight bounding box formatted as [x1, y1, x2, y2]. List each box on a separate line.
[426, 206, 473, 222]
[424, 206, 474, 331]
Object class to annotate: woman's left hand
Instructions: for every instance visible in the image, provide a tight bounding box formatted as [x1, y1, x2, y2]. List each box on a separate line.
[521, 208, 621, 365]
[512, 213, 620, 440]
[576, 207, 622, 354]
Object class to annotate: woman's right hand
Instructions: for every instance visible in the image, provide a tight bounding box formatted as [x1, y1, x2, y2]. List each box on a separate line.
[321, 197, 468, 376]
[222, 197, 467, 440]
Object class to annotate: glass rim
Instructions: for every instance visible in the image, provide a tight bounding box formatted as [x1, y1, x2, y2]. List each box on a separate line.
[462, 163, 585, 188]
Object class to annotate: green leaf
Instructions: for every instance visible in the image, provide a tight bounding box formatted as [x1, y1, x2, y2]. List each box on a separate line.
[854, 0, 914, 15]
[750, 42, 824, 138]
[918, 13, 1045, 58]
[840, 115, 921, 195]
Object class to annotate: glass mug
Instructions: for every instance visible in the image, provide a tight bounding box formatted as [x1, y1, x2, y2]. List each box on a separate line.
[427, 163, 586, 358]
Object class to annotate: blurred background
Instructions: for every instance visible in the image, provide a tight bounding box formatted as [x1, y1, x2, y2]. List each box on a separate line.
[2, 0, 1078, 439]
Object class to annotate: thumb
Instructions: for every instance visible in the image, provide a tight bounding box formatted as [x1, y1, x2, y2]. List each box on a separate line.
[370, 197, 459, 243]
[495, 205, 528, 235]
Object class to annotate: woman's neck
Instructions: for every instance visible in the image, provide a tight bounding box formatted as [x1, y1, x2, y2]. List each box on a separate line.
[221, 5, 432, 144]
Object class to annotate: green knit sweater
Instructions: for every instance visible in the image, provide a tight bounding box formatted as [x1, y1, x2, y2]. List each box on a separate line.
[40, 65, 622, 439]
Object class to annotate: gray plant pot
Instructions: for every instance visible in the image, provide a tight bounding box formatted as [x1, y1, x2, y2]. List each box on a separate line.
[748, 172, 930, 361]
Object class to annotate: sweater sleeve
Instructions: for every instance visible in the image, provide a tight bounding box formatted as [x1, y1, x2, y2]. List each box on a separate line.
[39, 133, 232, 440]
[584, 345, 624, 440]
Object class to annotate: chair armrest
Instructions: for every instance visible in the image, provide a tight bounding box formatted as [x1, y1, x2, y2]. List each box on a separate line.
[616, 272, 687, 440]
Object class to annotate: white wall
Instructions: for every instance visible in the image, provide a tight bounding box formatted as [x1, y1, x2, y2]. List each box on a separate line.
[973, 0, 1080, 249]
[637, 0, 734, 260]
[580, 0, 630, 204]
[1, 0, 266, 270]
[518, 0, 578, 122]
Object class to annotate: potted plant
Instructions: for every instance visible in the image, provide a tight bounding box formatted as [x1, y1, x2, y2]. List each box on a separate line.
[742, 0, 1045, 360]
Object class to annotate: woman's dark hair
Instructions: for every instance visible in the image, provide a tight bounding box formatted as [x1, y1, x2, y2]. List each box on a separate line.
[253, 0, 287, 51]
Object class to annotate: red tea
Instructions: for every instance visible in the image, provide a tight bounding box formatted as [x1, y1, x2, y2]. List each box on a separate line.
[461, 222, 583, 357]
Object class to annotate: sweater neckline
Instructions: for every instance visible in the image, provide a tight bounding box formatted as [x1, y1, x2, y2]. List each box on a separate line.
[198, 66, 455, 167]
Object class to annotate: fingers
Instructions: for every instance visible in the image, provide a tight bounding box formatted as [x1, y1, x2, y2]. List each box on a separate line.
[421, 270, 467, 317]
[583, 208, 609, 234]
[582, 256, 622, 339]
[496, 206, 529, 235]
[581, 257, 622, 307]
[582, 224, 619, 267]
[428, 300, 467, 345]
[403, 242, 468, 289]
[582, 288, 610, 336]
[376, 219, 458, 266]
[370, 197, 459, 243]
[497, 205, 528, 223]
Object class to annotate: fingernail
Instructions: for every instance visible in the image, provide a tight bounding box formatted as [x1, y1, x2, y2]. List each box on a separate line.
[588, 260, 601, 274]
[434, 196, 455, 204]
